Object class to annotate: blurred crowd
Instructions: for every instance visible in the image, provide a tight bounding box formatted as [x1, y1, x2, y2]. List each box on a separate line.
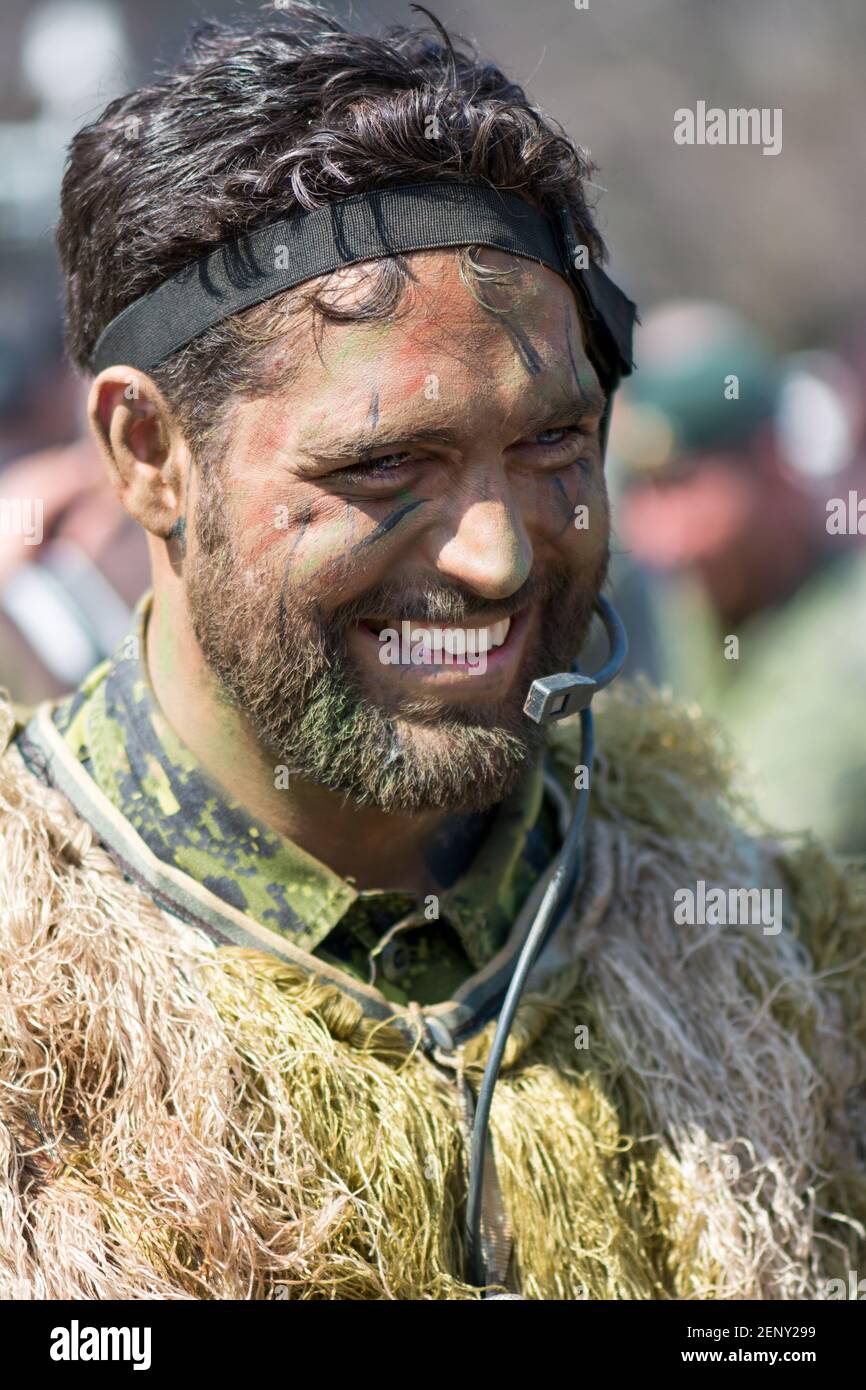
[0, 277, 148, 707]
[606, 302, 866, 854]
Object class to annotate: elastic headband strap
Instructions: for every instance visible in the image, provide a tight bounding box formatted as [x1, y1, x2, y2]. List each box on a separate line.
[89, 180, 636, 391]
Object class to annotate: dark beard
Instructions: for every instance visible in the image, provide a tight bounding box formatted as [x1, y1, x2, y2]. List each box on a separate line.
[186, 468, 609, 813]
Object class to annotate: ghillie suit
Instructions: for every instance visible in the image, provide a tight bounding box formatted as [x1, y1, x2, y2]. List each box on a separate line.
[0, 686, 864, 1300]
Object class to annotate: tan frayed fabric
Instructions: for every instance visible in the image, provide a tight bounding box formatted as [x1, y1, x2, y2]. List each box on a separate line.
[0, 689, 864, 1300]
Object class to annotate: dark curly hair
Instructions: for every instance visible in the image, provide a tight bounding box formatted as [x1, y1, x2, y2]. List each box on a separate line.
[58, 2, 606, 457]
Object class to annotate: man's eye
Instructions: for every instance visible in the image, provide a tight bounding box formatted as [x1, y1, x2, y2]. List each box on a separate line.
[336, 426, 588, 483]
[342, 452, 410, 480]
[532, 426, 582, 448]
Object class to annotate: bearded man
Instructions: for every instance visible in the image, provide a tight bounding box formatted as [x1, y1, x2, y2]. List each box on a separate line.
[1, 4, 863, 1301]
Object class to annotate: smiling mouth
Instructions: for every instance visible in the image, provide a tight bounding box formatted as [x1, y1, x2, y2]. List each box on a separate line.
[351, 607, 531, 684]
[359, 615, 512, 655]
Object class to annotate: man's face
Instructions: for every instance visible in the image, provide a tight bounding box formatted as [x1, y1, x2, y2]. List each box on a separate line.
[620, 450, 758, 571]
[184, 249, 610, 813]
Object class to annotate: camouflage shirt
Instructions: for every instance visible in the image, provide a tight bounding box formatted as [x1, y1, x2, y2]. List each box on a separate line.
[21, 594, 561, 1007]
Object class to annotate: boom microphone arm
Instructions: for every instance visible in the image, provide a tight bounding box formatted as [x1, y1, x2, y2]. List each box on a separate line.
[523, 593, 629, 725]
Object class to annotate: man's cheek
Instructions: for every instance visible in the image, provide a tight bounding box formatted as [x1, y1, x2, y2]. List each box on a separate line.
[284, 528, 351, 595]
[236, 500, 304, 567]
[557, 478, 608, 565]
[276, 496, 433, 606]
[230, 495, 347, 586]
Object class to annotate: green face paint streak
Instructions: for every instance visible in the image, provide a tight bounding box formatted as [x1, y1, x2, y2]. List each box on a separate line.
[324, 323, 397, 376]
[276, 501, 368, 595]
[166, 462, 194, 576]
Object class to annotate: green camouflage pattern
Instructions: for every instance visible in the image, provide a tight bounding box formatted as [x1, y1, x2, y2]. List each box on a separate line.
[39, 594, 560, 1006]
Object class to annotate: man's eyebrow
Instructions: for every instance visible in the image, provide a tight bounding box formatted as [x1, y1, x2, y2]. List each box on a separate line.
[298, 386, 607, 465]
[298, 425, 466, 464]
[517, 384, 607, 435]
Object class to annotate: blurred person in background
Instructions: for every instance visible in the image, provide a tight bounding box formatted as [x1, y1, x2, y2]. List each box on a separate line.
[0, 0, 148, 706]
[613, 300, 866, 853]
[0, 308, 149, 707]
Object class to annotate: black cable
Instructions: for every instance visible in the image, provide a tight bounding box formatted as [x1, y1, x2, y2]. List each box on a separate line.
[463, 595, 628, 1288]
[465, 704, 594, 1288]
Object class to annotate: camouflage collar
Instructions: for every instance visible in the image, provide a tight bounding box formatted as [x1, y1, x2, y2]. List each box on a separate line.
[48, 593, 553, 970]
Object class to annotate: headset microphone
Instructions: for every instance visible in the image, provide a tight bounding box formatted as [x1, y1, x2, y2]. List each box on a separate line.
[465, 594, 629, 1290]
[523, 593, 629, 725]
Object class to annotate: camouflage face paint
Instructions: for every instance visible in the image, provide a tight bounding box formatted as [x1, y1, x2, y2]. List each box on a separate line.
[278, 503, 315, 625]
[174, 251, 612, 816]
[499, 317, 544, 376]
[351, 497, 429, 555]
[550, 473, 576, 537]
[167, 515, 186, 552]
[166, 458, 196, 575]
[564, 306, 600, 406]
[321, 320, 399, 377]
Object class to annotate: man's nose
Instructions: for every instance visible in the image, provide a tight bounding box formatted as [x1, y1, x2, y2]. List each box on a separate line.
[433, 490, 533, 600]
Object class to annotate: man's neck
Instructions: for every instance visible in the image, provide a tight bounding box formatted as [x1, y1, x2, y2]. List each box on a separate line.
[145, 588, 493, 895]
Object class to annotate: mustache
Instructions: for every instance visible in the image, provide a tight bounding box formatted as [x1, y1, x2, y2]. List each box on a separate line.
[311, 563, 603, 636]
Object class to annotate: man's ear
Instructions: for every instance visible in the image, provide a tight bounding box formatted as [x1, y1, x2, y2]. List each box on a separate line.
[87, 367, 189, 539]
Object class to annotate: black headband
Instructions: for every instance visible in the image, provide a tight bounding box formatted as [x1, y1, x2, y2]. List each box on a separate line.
[89, 180, 637, 395]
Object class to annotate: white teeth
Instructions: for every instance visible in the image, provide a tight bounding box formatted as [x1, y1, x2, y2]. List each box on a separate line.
[393, 618, 511, 653]
[372, 616, 513, 666]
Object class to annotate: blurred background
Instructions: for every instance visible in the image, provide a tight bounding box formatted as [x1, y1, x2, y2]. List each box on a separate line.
[1, 0, 864, 849]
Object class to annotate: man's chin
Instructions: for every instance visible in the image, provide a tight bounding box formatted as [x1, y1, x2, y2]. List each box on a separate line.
[334, 662, 548, 812]
[367, 717, 539, 814]
[260, 686, 541, 815]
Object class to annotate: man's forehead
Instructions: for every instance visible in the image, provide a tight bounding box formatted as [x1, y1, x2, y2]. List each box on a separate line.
[281, 250, 602, 440]
[314, 246, 584, 347]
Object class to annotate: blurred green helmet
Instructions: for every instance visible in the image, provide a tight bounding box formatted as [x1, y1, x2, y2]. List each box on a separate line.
[612, 301, 780, 479]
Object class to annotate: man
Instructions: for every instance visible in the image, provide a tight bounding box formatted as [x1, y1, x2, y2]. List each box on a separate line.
[614, 301, 866, 854]
[1, 5, 863, 1301]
